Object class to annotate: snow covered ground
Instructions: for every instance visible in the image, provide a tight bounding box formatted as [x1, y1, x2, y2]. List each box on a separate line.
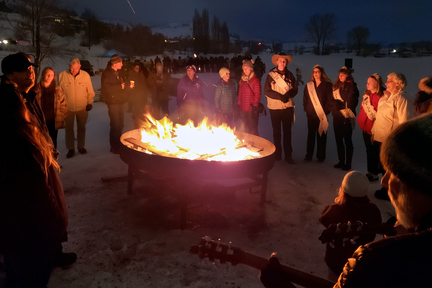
[1, 49, 432, 288]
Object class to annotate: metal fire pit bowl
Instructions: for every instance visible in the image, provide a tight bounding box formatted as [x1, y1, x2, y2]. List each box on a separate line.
[120, 129, 276, 180]
[119, 129, 276, 229]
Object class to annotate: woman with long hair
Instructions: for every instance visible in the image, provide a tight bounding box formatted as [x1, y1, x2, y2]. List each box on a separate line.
[0, 85, 71, 287]
[319, 171, 381, 280]
[303, 65, 333, 162]
[33, 67, 67, 148]
[357, 74, 385, 182]
[331, 67, 359, 171]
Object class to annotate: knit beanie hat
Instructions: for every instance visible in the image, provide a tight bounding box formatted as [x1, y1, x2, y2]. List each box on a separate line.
[341, 171, 369, 197]
[242, 59, 254, 70]
[381, 113, 432, 195]
[219, 67, 230, 78]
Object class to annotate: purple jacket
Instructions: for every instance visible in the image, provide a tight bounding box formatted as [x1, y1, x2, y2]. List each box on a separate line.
[176, 75, 204, 107]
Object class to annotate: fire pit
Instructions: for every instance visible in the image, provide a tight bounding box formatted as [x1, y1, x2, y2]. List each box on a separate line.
[118, 117, 276, 228]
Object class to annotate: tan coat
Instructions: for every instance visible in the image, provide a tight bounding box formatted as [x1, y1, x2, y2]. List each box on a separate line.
[59, 70, 95, 112]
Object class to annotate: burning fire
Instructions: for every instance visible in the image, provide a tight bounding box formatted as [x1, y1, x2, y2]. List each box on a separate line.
[139, 115, 261, 161]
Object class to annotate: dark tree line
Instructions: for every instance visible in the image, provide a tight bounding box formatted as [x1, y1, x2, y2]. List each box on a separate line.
[193, 9, 230, 54]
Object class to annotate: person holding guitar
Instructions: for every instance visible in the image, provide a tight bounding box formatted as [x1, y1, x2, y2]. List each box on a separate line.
[319, 171, 382, 280]
[261, 114, 432, 287]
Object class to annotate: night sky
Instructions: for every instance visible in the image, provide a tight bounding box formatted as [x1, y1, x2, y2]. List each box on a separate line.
[71, 0, 432, 44]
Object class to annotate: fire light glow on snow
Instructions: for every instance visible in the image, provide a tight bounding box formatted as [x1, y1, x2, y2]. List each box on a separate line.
[140, 115, 260, 161]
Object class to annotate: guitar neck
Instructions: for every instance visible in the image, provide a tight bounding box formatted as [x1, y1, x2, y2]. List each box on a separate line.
[240, 251, 335, 288]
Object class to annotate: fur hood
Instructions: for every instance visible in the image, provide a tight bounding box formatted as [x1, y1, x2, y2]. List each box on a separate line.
[418, 77, 432, 94]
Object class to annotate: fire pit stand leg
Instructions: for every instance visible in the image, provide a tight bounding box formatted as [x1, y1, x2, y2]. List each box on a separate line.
[260, 172, 268, 206]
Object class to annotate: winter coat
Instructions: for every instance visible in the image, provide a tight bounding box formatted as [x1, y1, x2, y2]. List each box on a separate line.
[0, 84, 68, 251]
[33, 84, 68, 130]
[265, 67, 298, 110]
[215, 79, 237, 114]
[330, 81, 360, 119]
[371, 90, 412, 143]
[176, 75, 204, 107]
[101, 67, 127, 105]
[238, 72, 261, 112]
[147, 70, 172, 102]
[319, 196, 382, 275]
[303, 80, 332, 119]
[357, 91, 382, 135]
[334, 214, 432, 288]
[59, 69, 95, 112]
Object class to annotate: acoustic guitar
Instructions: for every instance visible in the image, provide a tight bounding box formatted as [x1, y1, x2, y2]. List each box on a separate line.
[190, 236, 335, 288]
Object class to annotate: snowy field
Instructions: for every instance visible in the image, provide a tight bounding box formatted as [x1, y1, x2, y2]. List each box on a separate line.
[1, 48, 432, 287]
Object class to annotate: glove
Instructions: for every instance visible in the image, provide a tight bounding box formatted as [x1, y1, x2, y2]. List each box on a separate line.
[260, 254, 296, 288]
[86, 104, 93, 111]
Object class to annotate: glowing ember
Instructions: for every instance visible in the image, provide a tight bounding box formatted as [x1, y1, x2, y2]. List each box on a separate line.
[139, 115, 260, 161]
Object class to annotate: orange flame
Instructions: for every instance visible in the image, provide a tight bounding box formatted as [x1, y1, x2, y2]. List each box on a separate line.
[139, 115, 260, 161]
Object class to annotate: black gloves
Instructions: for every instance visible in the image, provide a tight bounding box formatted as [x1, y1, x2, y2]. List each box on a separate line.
[86, 104, 93, 111]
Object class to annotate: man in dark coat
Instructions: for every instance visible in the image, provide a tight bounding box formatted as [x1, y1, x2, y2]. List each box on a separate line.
[102, 55, 128, 154]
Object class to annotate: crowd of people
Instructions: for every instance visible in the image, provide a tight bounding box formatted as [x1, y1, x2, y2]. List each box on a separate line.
[1, 50, 432, 287]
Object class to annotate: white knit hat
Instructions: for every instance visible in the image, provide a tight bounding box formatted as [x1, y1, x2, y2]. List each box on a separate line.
[342, 171, 369, 197]
[219, 67, 230, 78]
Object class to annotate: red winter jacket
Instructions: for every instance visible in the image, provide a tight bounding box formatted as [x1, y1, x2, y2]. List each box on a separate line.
[238, 73, 261, 112]
[357, 91, 382, 135]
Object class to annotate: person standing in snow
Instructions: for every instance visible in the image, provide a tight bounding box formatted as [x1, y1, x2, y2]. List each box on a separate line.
[238, 59, 261, 136]
[303, 64, 332, 162]
[148, 62, 172, 120]
[371, 72, 413, 200]
[176, 65, 204, 125]
[101, 55, 129, 154]
[214, 67, 237, 128]
[32, 67, 68, 149]
[356, 74, 385, 182]
[330, 66, 359, 171]
[319, 171, 382, 280]
[59, 58, 95, 158]
[264, 53, 298, 163]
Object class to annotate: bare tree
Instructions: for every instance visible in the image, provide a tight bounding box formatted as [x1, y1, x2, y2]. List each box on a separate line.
[6, 0, 71, 78]
[305, 13, 337, 55]
[348, 26, 370, 56]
